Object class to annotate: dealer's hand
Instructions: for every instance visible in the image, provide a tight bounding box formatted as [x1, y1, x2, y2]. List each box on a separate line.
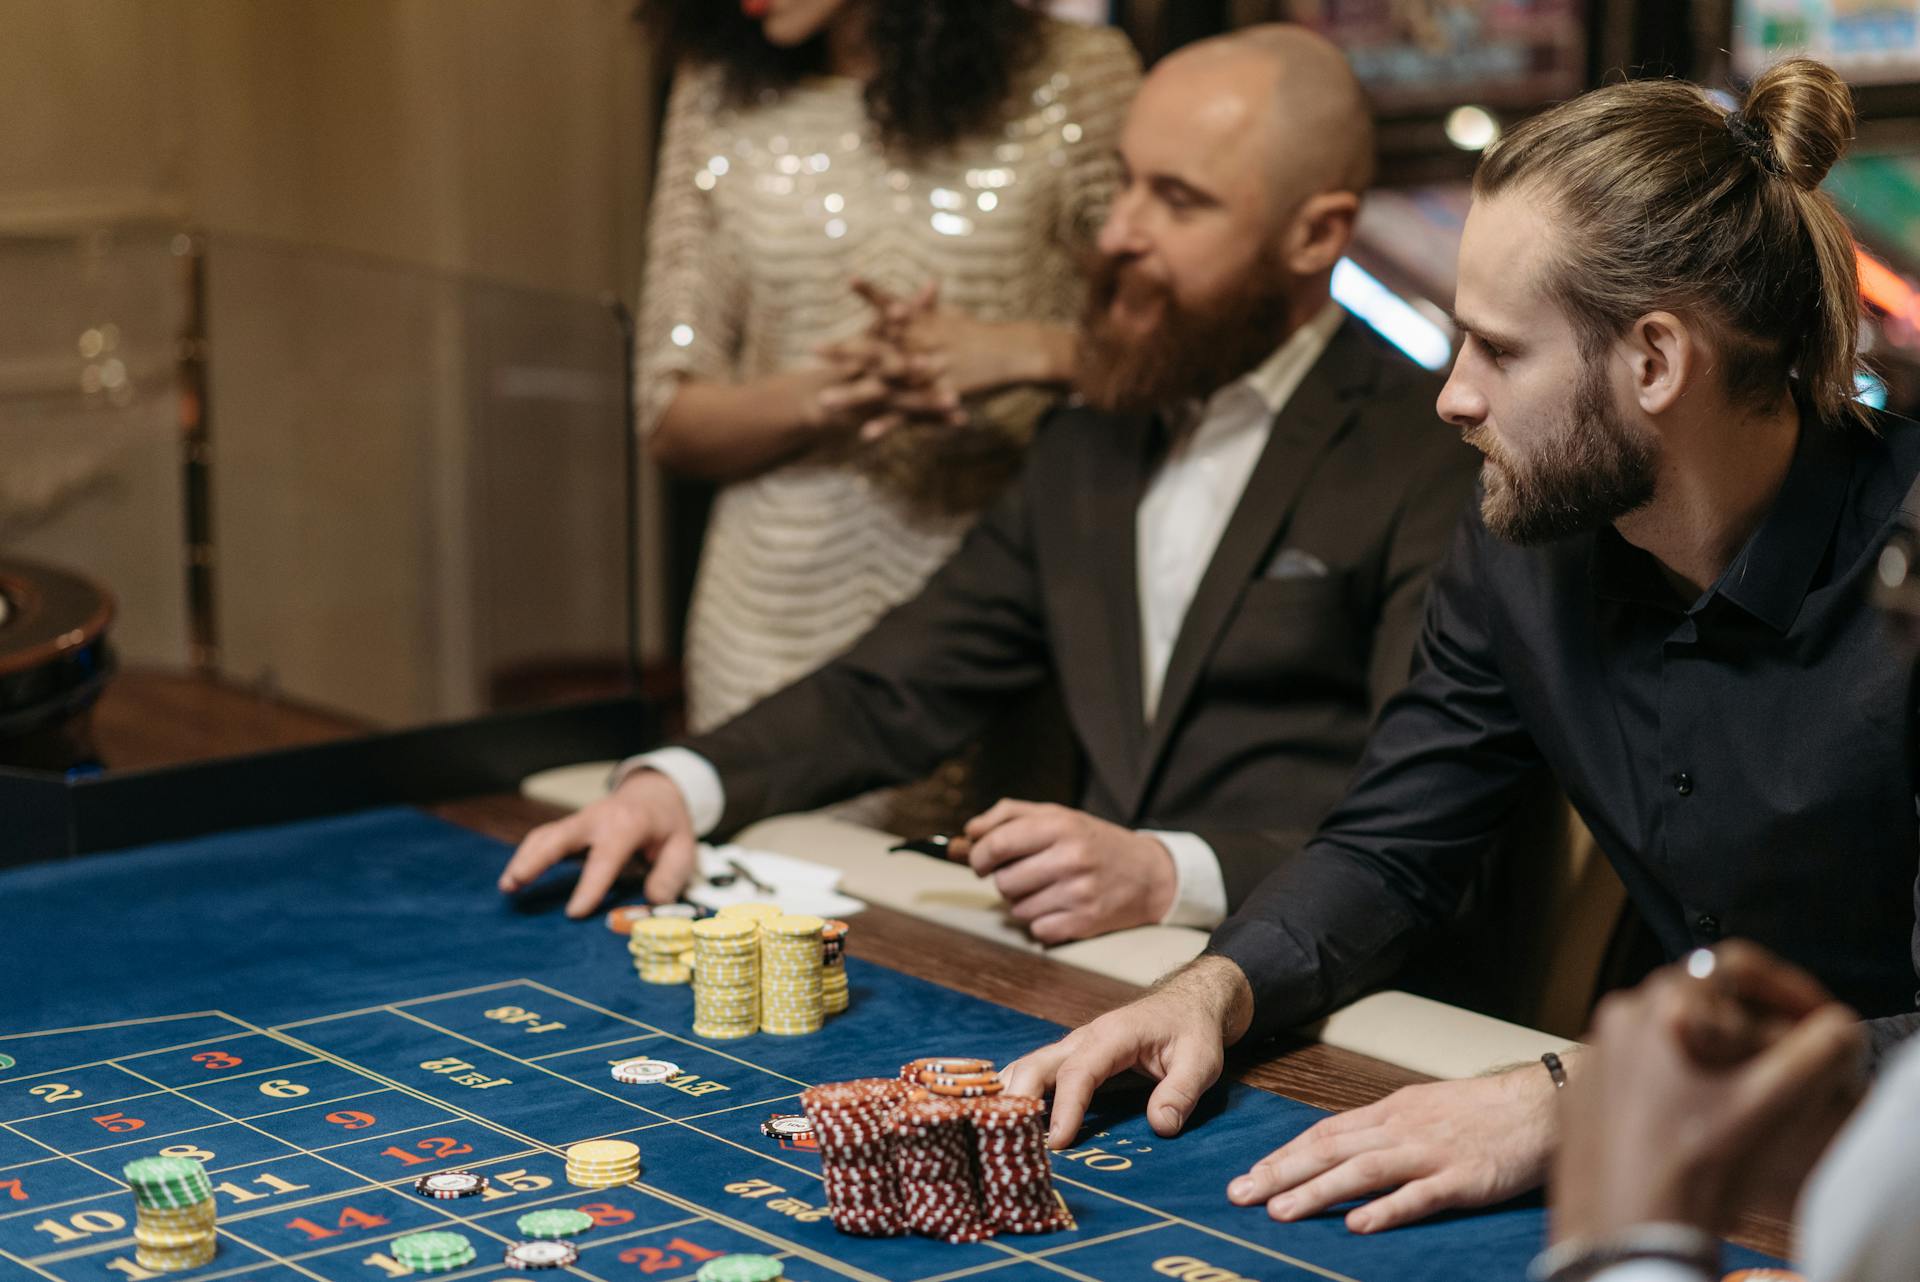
[1227, 1061, 1562, 1234]
[497, 770, 698, 918]
[1003, 955, 1252, 1147]
[962, 800, 1177, 943]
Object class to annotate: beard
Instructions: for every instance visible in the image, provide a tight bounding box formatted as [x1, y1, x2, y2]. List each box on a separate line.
[1075, 251, 1296, 414]
[1465, 356, 1657, 546]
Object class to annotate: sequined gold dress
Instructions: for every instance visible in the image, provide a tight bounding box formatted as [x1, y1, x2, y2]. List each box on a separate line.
[638, 18, 1139, 833]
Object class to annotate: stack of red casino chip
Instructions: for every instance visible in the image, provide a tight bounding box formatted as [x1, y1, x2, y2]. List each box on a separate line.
[802, 1079, 911, 1237]
[892, 1092, 990, 1244]
[970, 1094, 1072, 1235]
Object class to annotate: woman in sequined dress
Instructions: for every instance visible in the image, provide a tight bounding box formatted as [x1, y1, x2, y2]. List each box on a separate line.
[635, 0, 1140, 834]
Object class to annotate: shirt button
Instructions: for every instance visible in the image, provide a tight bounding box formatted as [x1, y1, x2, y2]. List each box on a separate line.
[1696, 914, 1720, 937]
[1673, 772, 1693, 796]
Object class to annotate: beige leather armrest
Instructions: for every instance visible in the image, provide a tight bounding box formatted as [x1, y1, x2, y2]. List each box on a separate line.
[733, 812, 1573, 1079]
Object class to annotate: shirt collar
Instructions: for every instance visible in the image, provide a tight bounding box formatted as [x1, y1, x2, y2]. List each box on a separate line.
[1168, 303, 1346, 435]
[1711, 414, 1853, 632]
[1591, 412, 1854, 633]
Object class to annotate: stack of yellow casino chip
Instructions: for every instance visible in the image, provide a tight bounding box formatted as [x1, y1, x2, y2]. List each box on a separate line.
[692, 916, 761, 1039]
[124, 1156, 218, 1272]
[821, 919, 850, 1014]
[760, 914, 825, 1036]
[565, 1139, 641, 1188]
[630, 917, 695, 984]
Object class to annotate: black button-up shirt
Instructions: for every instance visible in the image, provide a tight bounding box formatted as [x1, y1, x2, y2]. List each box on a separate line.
[1211, 408, 1920, 1040]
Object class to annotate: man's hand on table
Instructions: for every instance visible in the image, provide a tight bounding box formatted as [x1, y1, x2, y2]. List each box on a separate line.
[1552, 941, 1865, 1246]
[961, 800, 1178, 943]
[497, 769, 698, 918]
[1003, 955, 1253, 1146]
[1227, 1059, 1563, 1234]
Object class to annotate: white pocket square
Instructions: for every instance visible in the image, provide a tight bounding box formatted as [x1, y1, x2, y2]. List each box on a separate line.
[1264, 547, 1330, 579]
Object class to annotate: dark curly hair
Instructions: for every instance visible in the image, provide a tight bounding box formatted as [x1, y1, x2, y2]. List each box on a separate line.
[636, 0, 1043, 153]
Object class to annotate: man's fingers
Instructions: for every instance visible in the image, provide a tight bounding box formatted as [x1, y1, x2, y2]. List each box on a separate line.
[1346, 1175, 1461, 1234]
[1265, 1146, 1424, 1223]
[1002, 1042, 1069, 1101]
[499, 813, 589, 892]
[1144, 1039, 1218, 1137]
[1025, 911, 1088, 946]
[1046, 1031, 1141, 1149]
[859, 413, 904, 442]
[644, 829, 699, 906]
[1723, 1004, 1866, 1138]
[995, 849, 1072, 905]
[1708, 940, 1837, 1021]
[1228, 1120, 1384, 1205]
[565, 831, 642, 919]
[964, 797, 1033, 840]
[970, 814, 1059, 875]
[1048, 1059, 1110, 1149]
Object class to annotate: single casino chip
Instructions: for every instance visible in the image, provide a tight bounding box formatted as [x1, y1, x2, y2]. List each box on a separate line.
[611, 1057, 680, 1084]
[606, 904, 652, 933]
[695, 1253, 786, 1282]
[926, 1078, 1004, 1098]
[412, 1170, 487, 1199]
[761, 1114, 815, 1140]
[516, 1208, 596, 1239]
[652, 902, 702, 918]
[504, 1239, 581, 1270]
[1721, 1273, 1807, 1282]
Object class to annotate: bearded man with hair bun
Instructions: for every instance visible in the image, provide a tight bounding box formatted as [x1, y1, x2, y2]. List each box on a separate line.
[1008, 53, 1920, 1243]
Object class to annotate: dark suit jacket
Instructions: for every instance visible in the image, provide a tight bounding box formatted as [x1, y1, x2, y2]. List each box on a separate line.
[684, 318, 1480, 908]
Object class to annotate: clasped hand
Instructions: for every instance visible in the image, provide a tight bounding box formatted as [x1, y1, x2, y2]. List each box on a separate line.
[807, 279, 1036, 441]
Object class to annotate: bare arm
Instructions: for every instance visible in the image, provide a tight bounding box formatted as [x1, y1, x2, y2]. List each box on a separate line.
[647, 366, 881, 482]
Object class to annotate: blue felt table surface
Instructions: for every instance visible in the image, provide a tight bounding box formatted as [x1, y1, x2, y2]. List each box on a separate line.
[0, 808, 1779, 1282]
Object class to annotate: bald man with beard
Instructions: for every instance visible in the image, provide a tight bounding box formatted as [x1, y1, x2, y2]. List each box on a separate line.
[500, 26, 1477, 947]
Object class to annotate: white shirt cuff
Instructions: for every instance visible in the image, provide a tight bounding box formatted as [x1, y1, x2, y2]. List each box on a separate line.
[1141, 830, 1228, 929]
[610, 747, 725, 838]
[1586, 1265, 1713, 1282]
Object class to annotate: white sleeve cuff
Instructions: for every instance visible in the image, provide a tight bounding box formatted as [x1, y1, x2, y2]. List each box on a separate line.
[609, 747, 726, 838]
[1584, 1265, 1713, 1282]
[1141, 830, 1228, 929]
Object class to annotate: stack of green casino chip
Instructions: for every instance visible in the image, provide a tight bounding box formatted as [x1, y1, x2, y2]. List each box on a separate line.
[124, 1156, 218, 1273]
[692, 916, 761, 1038]
[631, 916, 695, 984]
[759, 915, 825, 1036]
[390, 1229, 478, 1274]
[694, 1252, 785, 1282]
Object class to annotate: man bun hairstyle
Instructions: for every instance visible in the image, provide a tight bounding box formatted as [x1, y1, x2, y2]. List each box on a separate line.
[1475, 56, 1867, 427]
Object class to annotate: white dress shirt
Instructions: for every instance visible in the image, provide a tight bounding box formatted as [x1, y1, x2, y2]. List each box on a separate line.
[625, 303, 1346, 931]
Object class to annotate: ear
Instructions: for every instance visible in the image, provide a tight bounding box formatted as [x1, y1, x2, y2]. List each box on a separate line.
[1282, 191, 1360, 277]
[1621, 311, 1696, 416]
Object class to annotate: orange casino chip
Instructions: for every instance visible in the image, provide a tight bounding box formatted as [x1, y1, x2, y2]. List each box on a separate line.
[606, 905, 651, 934]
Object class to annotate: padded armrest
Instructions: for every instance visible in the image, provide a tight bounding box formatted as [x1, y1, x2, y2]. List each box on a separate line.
[509, 784, 1577, 1081]
[734, 813, 1575, 1079]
